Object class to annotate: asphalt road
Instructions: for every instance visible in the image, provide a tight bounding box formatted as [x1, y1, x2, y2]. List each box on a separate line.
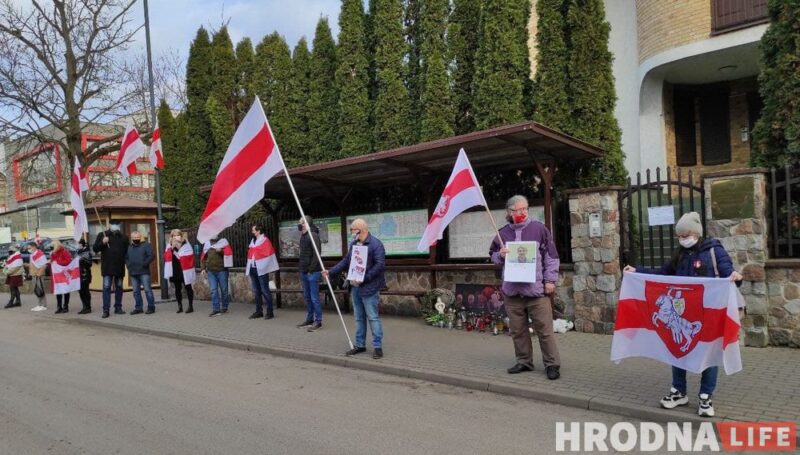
[0, 311, 685, 455]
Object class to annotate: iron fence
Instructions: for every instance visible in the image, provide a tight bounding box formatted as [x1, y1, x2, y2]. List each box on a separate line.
[768, 164, 800, 258]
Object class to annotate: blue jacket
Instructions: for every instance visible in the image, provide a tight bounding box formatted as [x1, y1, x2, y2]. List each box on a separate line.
[329, 233, 386, 297]
[642, 238, 738, 281]
[125, 242, 155, 276]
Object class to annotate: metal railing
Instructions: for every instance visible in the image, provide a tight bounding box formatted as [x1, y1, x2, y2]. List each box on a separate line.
[768, 164, 800, 258]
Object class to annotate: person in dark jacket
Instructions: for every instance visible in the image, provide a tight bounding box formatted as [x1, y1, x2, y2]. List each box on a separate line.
[624, 212, 742, 418]
[297, 216, 323, 331]
[201, 235, 231, 317]
[125, 231, 156, 315]
[324, 218, 386, 359]
[76, 239, 93, 314]
[93, 224, 129, 318]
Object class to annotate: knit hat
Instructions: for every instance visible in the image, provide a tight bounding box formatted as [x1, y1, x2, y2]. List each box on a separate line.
[675, 212, 703, 236]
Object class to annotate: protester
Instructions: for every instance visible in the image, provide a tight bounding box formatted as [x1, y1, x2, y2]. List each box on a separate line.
[245, 224, 278, 319]
[201, 235, 231, 317]
[93, 224, 129, 318]
[28, 242, 48, 312]
[296, 216, 323, 331]
[623, 211, 743, 417]
[126, 231, 156, 315]
[76, 238, 93, 314]
[3, 244, 23, 309]
[489, 195, 562, 380]
[165, 229, 196, 314]
[324, 218, 386, 359]
[50, 240, 74, 314]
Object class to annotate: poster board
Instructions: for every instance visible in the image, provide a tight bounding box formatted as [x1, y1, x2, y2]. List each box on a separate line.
[448, 207, 545, 258]
[278, 217, 342, 258]
[347, 209, 429, 256]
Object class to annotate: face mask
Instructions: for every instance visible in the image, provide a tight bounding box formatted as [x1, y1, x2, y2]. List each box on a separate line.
[351, 230, 360, 241]
[110, 224, 120, 232]
[679, 237, 698, 248]
[512, 213, 527, 224]
[210, 238, 218, 243]
[132, 240, 141, 245]
[297, 224, 304, 232]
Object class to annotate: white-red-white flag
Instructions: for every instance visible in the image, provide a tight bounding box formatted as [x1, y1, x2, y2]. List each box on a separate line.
[70, 157, 89, 242]
[417, 149, 487, 251]
[245, 235, 279, 276]
[164, 243, 197, 285]
[52, 257, 81, 295]
[202, 238, 234, 268]
[149, 120, 165, 170]
[611, 272, 742, 374]
[30, 249, 47, 269]
[115, 123, 146, 178]
[197, 97, 285, 243]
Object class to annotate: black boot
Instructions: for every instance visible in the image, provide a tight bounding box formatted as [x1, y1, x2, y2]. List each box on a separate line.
[176, 302, 183, 313]
[63, 303, 69, 313]
[78, 305, 91, 315]
[185, 303, 194, 314]
[55, 303, 63, 314]
[4, 301, 14, 309]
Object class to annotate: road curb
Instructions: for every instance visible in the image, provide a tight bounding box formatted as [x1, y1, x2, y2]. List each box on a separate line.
[65, 317, 800, 445]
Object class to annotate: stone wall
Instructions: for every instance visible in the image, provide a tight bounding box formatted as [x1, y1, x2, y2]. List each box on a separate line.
[765, 265, 800, 347]
[567, 188, 623, 334]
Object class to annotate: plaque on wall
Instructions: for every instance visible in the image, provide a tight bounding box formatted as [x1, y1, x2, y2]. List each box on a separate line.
[710, 177, 755, 220]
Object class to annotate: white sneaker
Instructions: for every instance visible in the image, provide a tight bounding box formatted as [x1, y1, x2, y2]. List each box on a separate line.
[660, 387, 689, 409]
[31, 305, 43, 312]
[698, 393, 715, 417]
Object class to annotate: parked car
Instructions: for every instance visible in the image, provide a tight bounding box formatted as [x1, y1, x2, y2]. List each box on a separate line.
[0, 242, 15, 268]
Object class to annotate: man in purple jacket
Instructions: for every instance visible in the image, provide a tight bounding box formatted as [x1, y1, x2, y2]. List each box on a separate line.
[489, 195, 562, 380]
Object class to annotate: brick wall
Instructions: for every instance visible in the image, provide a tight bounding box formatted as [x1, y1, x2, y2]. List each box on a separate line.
[637, 0, 712, 62]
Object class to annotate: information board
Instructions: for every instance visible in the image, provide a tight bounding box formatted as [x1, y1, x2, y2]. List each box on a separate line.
[347, 209, 429, 256]
[278, 217, 342, 258]
[448, 207, 545, 258]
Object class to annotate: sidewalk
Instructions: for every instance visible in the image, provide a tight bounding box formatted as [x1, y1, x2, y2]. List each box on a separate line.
[6, 291, 799, 428]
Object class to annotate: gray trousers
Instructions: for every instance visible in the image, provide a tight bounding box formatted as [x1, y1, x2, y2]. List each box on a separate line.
[505, 295, 561, 369]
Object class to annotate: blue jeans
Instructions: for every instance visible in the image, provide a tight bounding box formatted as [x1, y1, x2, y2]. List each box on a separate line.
[102, 276, 124, 312]
[672, 366, 718, 396]
[208, 270, 229, 311]
[130, 274, 155, 311]
[249, 269, 272, 314]
[352, 290, 383, 348]
[300, 272, 322, 323]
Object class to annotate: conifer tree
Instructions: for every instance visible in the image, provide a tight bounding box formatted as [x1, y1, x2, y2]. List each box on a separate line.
[751, 0, 800, 166]
[235, 38, 256, 121]
[209, 27, 239, 126]
[404, 0, 423, 142]
[531, 0, 570, 131]
[419, 0, 454, 141]
[284, 38, 313, 167]
[372, 0, 412, 150]
[471, 0, 530, 130]
[448, 0, 481, 134]
[253, 32, 293, 150]
[307, 18, 339, 161]
[336, 0, 371, 157]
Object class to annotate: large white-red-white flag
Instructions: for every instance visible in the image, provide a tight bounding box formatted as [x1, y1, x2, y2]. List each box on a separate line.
[52, 257, 81, 295]
[417, 148, 487, 251]
[115, 123, 146, 178]
[611, 272, 742, 374]
[71, 157, 89, 242]
[149, 120, 165, 170]
[197, 97, 285, 243]
[164, 243, 197, 285]
[202, 238, 233, 268]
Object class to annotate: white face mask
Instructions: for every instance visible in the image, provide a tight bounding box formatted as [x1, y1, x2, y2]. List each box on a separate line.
[679, 237, 698, 248]
[351, 230, 360, 241]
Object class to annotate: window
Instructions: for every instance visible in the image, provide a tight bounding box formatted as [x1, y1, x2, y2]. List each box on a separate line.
[712, 0, 769, 35]
[672, 84, 732, 167]
[673, 89, 697, 166]
[13, 144, 63, 201]
[699, 89, 731, 165]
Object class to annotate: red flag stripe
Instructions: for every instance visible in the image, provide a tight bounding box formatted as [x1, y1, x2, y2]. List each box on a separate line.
[200, 126, 273, 222]
[52, 268, 81, 284]
[115, 129, 140, 169]
[426, 169, 479, 223]
[179, 254, 195, 270]
[616, 298, 740, 347]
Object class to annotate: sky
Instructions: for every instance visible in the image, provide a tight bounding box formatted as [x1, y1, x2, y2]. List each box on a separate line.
[134, 0, 343, 59]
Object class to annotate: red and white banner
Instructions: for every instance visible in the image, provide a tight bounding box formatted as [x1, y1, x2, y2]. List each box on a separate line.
[164, 243, 197, 285]
[6, 252, 22, 269]
[51, 257, 80, 295]
[71, 157, 89, 242]
[202, 239, 233, 268]
[246, 235, 279, 276]
[30, 249, 47, 269]
[115, 123, 146, 178]
[611, 272, 742, 374]
[197, 98, 286, 243]
[417, 148, 487, 251]
[149, 120, 164, 170]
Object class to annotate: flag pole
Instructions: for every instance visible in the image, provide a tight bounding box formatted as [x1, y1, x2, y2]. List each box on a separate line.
[255, 98, 354, 350]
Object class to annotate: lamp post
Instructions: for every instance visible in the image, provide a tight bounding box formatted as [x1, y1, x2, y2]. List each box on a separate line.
[143, 0, 169, 300]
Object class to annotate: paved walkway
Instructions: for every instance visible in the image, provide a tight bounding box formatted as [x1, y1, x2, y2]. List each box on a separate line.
[5, 292, 799, 428]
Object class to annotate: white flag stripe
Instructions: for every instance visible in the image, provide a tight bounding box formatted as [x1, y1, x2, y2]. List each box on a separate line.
[619, 272, 728, 309]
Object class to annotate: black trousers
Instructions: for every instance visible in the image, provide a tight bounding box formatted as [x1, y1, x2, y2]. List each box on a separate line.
[79, 279, 91, 308]
[56, 293, 71, 307]
[174, 283, 193, 306]
[9, 286, 20, 304]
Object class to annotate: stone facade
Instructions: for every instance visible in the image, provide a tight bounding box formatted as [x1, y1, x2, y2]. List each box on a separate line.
[568, 188, 623, 335]
[764, 266, 800, 347]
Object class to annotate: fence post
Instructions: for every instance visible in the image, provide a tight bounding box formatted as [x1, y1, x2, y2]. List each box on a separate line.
[567, 186, 624, 334]
[703, 168, 770, 347]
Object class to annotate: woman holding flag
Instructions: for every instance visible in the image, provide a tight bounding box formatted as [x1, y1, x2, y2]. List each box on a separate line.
[165, 229, 196, 314]
[50, 240, 74, 314]
[4, 245, 23, 308]
[623, 212, 743, 417]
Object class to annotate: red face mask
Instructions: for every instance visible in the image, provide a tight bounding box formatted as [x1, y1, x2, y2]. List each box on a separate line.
[512, 213, 527, 224]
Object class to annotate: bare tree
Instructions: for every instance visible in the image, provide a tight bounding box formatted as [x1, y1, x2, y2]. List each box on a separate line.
[126, 48, 187, 126]
[0, 0, 142, 167]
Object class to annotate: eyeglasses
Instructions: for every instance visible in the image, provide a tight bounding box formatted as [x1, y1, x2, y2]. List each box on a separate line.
[508, 207, 529, 214]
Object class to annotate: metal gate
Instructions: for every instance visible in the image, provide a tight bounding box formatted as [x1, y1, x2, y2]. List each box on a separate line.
[619, 167, 705, 269]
